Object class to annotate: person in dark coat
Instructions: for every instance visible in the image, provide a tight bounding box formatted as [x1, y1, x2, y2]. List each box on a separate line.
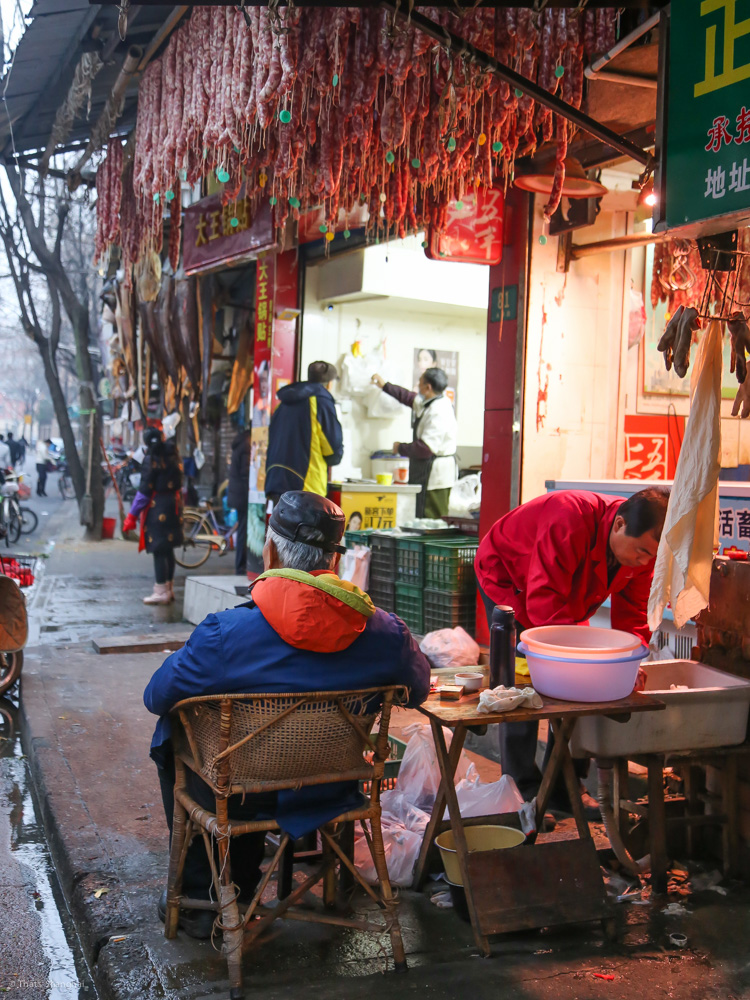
[145, 490, 430, 939]
[265, 361, 343, 502]
[123, 427, 184, 605]
[227, 427, 251, 575]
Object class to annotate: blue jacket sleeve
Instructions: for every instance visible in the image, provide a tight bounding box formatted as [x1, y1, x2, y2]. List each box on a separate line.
[396, 619, 432, 707]
[317, 396, 344, 467]
[144, 615, 225, 717]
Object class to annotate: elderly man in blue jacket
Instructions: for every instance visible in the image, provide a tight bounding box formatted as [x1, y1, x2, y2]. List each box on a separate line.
[145, 491, 430, 938]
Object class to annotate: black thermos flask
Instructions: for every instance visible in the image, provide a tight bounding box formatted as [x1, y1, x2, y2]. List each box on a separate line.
[489, 605, 516, 688]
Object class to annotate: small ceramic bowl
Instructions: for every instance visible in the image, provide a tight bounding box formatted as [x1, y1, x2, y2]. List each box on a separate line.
[455, 671, 483, 691]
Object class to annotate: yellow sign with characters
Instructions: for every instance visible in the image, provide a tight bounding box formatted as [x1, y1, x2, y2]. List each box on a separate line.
[341, 491, 397, 531]
[695, 0, 750, 97]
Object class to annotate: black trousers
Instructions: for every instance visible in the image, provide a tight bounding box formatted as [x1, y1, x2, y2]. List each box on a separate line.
[157, 752, 273, 898]
[234, 504, 248, 575]
[152, 544, 175, 584]
[479, 586, 588, 806]
[36, 463, 47, 496]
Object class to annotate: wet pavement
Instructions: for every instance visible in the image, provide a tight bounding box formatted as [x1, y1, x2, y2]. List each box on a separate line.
[0, 695, 96, 999]
[7, 497, 750, 998]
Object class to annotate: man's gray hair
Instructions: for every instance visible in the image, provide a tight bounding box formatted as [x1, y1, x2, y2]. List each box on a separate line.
[266, 526, 337, 573]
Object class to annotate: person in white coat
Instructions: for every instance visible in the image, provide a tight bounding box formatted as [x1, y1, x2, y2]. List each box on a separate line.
[371, 368, 457, 517]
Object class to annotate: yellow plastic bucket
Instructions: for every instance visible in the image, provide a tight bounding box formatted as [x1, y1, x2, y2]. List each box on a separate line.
[435, 825, 525, 885]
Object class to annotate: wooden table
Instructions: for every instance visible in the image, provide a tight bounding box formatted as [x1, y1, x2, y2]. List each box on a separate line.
[414, 690, 664, 954]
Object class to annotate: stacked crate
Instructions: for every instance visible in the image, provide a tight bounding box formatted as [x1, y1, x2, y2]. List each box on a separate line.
[367, 532, 398, 613]
[422, 537, 479, 634]
[395, 536, 427, 633]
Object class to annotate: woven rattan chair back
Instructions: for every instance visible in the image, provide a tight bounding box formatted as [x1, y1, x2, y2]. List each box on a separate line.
[172, 686, 406, 795]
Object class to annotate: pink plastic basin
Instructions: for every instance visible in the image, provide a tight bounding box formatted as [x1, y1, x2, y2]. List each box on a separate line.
[520, 625, 642, 660]
[517, 641, 647, 703]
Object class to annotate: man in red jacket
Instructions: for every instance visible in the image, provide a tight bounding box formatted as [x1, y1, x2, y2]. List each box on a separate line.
[475, 486, 670, 805]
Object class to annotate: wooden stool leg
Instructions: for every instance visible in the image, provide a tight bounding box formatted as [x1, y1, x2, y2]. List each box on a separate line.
[278, 836, 296, 900]
[647, 757, 669, 894]
[216, 800, 244, 1000]
[322, 825, 337, 908]
[368, 812, 407, 973]
[165, 770, 189, 940]
[338, 821, 355, 899]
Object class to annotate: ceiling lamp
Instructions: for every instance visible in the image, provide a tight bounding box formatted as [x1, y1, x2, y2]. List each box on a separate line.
[513, 157, 609, 198]
[635, 176, 658, 208]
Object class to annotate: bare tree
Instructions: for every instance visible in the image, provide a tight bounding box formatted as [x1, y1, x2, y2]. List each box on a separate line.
[0, 164, 104, 537]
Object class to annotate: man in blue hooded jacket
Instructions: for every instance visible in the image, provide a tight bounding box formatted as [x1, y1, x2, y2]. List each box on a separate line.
[145, 491, 430, 938]
[265, 361, 343, 500]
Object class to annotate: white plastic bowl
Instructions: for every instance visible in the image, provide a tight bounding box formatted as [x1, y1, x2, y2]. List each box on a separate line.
[517, 641, 647, 703]
[455, 671, 483, 691]
[520, 625, 642, 660]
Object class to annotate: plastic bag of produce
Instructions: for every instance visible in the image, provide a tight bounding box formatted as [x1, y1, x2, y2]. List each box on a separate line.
[420, 627, 481, 671]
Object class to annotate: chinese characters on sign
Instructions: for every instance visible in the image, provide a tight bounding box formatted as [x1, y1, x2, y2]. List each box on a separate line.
[426, 188, 504, 265]
[667, 1, 750, 226]
[340, 491, 398, 530]
[249, 254, 276, 507]
[624, 434, 669, 480]
[716, 499, 750, 552]
[182, 191, 275, 274]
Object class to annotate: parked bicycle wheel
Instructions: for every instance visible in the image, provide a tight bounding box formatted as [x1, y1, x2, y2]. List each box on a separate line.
[59, 473, 75, 500]
[2, 498, 21, 546]
[0, 650, 22, 696]
[19, 507, 38, 535]
[174, 510, 213, 569]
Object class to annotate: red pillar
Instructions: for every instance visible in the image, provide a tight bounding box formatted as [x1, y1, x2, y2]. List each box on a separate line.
[476, 191, 530, 643]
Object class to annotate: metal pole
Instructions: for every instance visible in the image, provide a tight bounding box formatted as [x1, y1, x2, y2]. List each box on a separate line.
[381, 1, 652, 167]
[571, 231, 671, 259]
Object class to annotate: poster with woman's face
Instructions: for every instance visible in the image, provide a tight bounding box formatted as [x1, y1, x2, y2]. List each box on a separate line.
[413, 348, 459, 409]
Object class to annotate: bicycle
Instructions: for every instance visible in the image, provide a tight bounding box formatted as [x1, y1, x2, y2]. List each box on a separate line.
[174, 502, 238, 569]
[0, 482, 22, 547]
[57, 462, 75, 500]
[2, 472, 37, 536]
[19, 507, 38, 535]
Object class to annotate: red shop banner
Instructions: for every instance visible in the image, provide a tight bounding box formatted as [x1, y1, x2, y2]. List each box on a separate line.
[623, 413, 684, 481]
[426, 188, 504, 265]
[249, 253, 276, 505]
[183, 191, 276, 274]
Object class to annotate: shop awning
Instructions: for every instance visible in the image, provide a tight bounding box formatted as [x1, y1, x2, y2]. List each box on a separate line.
[0, 1, 177, 157]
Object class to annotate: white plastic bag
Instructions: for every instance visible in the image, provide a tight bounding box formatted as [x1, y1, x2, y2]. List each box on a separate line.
[394, 722, 470, 812]
[353, 815, 426, 886]
[448, 473, 481, 516]
[364, 383, 403, 418]
[444, 763, 524, 819]
[339, 545, 370, 591]
[419, 627, 481, 671]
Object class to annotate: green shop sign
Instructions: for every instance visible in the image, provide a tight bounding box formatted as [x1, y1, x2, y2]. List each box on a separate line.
[667, 0, 750, 228]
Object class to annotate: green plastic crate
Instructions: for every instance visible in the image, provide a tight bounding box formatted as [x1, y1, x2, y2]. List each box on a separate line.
[345, 529, 373, 548]
[367, 580, 395, 614]
[423, 587, 476, 634]
[369, 531, 398, 583]
[396, 536, 426, 583]
[395, 581, 424, 633]
[424, 537, 479, 592]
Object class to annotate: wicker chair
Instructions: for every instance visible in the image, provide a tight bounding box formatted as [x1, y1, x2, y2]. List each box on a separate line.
[164, 686, 408, 999]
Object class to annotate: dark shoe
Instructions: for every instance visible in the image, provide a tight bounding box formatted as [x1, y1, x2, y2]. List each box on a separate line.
[158, 889, 215, 941]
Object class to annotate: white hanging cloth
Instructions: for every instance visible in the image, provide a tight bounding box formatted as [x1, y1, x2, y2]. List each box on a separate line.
[648, 319, 723, 631]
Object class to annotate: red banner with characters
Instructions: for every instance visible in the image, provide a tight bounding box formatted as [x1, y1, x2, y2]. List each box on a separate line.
[426, 188, 504, 265]
[249, 253, 275, 504]
[623, 414, 684, 480]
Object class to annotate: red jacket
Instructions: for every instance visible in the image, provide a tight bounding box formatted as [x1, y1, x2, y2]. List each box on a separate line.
[475, 491, 653, 644]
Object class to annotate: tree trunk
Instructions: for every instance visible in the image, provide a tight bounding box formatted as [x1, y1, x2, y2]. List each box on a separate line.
[38, 340, 85, 496]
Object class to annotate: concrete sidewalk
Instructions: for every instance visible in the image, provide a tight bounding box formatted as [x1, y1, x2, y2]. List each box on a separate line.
[13, 515, 750, 999]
